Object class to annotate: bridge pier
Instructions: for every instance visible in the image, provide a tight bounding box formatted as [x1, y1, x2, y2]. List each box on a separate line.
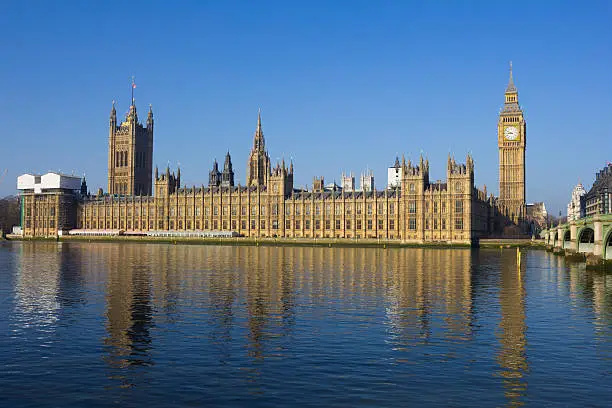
[568, 222, 578, 253]
[564, 221, 581, 259]
[586, 215, 605, 269]
[552, 227, 564, 254]
[544, 230, 553, 251]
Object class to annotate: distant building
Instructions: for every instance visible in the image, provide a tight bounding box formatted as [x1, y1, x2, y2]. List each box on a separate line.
[566, 183, 586, 221]
[387, 156, 403, 189]
[341, 172, 355, 192]
[359, 170, 374, 192]
[583, 163, 612, 217]
[526, 202, 547, 228]
[324, 181, 342, 191]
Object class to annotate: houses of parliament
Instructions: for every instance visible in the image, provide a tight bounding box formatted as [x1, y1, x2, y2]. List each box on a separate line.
[18, 66, 528, 243]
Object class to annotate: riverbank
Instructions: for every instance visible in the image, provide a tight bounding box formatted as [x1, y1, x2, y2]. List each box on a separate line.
[6, 234, 545, 249]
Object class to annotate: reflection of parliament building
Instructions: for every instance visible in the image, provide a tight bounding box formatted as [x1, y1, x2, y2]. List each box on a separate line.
[18, 66, 528, 243]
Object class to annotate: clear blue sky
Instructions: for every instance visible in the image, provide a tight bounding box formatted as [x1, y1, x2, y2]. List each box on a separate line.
[1, 0, 610, 215]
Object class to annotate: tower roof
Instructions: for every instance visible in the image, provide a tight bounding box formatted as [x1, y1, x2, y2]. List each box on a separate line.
[501, 61, 522, 114]
[505, 61, 517, 94]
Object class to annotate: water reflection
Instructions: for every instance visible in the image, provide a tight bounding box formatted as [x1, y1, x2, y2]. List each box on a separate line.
[101, 245, 154, 391]
[564, 260, 612, 356]
[13, 242, 86, 330]
[14, 243, 62, 330]
[384, 249, 473, 347]
[7, 242, 612, 406]
[496, 251, 528, 407]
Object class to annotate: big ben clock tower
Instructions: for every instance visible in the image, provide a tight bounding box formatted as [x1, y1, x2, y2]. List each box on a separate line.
[498, 62, 526, 223]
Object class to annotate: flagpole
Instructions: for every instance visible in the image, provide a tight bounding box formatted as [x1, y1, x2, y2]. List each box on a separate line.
[131, 76, 135, 106]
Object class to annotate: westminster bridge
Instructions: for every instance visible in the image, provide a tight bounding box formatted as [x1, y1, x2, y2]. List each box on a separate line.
[541, 213, 612, 267]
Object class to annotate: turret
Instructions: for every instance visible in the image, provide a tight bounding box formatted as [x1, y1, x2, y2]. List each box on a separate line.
[209, 160, 221, 187]
[155, 166, 179, 197]
[147, 104, 154, 130]
[401, 155, 428, 193]
[221, 151, 235, 187]
[110, 101, 117, 127]
[269, 159, 293, 197]
[80, 176, 88, 196]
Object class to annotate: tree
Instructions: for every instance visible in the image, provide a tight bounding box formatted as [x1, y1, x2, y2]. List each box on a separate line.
[0, 196, 20, 234]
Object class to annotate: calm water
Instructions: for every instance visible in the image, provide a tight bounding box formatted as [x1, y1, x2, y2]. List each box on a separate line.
[0, 242, 610, 407]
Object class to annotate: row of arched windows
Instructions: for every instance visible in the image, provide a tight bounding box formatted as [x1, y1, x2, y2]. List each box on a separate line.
[114, 182, 128, 195]
[115, 151, 147, 168]
[115, 151, 128, 167]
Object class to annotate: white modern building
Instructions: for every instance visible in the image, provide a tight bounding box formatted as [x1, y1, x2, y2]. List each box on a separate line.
[567, 182, 586, 221]
[387, 157, 403, 189]
[17, 172, 82, 194]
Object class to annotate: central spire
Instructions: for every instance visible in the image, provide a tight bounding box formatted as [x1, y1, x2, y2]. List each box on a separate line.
[254, 108, 265, 151]
[257, 108, 262, 131]
[247, 108, 271, 187]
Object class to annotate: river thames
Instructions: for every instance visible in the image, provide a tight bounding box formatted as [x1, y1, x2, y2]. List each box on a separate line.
[0, 241, 610, 407]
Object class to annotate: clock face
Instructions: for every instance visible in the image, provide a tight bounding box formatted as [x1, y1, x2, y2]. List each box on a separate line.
[504, 126, 519, 141]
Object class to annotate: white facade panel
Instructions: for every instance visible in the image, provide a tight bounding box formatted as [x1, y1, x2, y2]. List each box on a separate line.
[387, 166, 403, 188]
[17, 174, 36, 190]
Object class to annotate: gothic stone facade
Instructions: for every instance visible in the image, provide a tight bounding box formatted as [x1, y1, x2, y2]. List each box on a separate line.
[76, 153, 491, 244]
[24, 69, 531, 242]
[21, 190, 79, 237]
[107, 101, 154, 196]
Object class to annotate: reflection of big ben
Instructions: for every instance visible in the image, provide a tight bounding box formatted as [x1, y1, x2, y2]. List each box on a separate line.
[497, 252, 528, 406]
[498, 62, 526, 223]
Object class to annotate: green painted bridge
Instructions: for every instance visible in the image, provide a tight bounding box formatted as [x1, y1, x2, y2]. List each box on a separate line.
[541, 214, 612, 266]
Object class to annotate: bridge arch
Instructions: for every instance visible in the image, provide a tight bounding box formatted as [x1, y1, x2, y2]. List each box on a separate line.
[578, 227, 595, 253]
[604, 228, 612, 261]
[562, 230, 571, 249]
